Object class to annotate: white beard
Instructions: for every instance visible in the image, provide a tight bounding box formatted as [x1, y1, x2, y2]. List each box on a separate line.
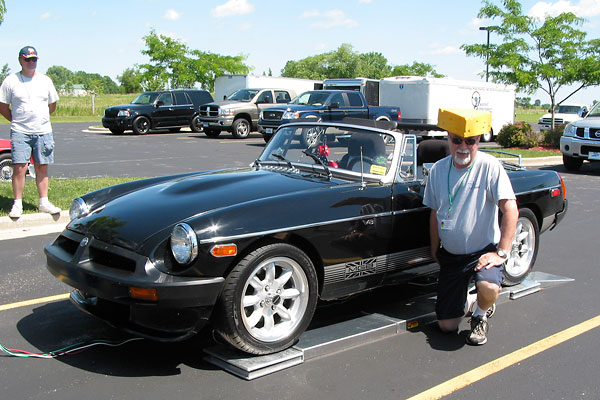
[453, 150, 471, 166]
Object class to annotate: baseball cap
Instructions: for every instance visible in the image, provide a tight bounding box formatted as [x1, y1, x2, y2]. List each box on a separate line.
[19, 46, 38, 59]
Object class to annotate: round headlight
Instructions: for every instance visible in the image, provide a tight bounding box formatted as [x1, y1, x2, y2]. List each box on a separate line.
[170, 223, 198, 265]
[69, 197, 90, 220]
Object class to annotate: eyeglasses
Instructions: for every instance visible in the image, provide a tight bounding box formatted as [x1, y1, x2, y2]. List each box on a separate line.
[450, 136, 478, 146]
[23, 58, 38, 63]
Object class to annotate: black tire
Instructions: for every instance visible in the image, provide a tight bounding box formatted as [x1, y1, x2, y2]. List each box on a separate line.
[262, 134, 272, 143]
[503, 208, 539, 286]
[0, 153, 13, 182]
[190, 115, 202, 133]
[204, 128, 221, 138]
[109, 128, 124, 135]
[214, 243, 318, 355]
[232, 118, 251, 139]
[132, 116, 151, 135]
[563, 155, 583, 171]
[300, 126, 322, 148]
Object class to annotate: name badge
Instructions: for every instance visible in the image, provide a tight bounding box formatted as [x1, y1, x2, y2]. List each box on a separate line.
[441, 219, 455, 230]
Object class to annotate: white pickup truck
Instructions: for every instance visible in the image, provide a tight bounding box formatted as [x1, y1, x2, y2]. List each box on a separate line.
[538, 103, 589, 131]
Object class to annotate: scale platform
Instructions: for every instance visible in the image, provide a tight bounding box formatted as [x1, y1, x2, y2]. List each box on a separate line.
[204, 271, 573, 380]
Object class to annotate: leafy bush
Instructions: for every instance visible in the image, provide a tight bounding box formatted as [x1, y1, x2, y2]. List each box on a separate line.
[542, 124, 565, 149]
[497, 122, 539, 148]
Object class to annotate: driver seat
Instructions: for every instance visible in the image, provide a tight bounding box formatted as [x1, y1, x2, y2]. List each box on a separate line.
[340, 132, 386, 172]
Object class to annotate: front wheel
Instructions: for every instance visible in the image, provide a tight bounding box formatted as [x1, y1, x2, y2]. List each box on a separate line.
[214, 243, 318, 355]
[563, 155, 583, 171]
[0, 153, 13, 182]
[132, 116, 151, 135]
[232, 118, 251, 139]
[503, 208, 539, 286]
[190, 115, 203, 133]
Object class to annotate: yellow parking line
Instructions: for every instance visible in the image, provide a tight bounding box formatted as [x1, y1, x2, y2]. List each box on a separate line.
[0, 293, 70, 311]
[407, 315, 600, 400]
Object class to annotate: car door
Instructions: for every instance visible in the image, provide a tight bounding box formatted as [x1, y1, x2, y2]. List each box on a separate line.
[172, 91, 195, 125]
[254, 90, 275, 122]
[345, 92, 369, 119]
[152, 92, 175, 127]
[322, 92, 346, 122]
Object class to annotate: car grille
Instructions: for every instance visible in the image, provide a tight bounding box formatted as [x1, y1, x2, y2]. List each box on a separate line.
[540, 117, 564, 125]
[575, 127, 600, 138]
[54, 233, 138, 273]
[261, 110, 284, 121]
[105, 108, 119, 118]
[199, 105, 219, 117]
[581, 145, 600, 155]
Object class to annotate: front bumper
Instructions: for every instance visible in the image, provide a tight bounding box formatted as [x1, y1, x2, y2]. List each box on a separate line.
[560, 136, 600, 159]
[102, 116, 134, 130]
[198, 117, 233, 130]
[45, 230, 225, 341]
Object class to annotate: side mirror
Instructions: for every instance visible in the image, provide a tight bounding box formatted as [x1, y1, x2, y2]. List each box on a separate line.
[155, 101, 164, 107]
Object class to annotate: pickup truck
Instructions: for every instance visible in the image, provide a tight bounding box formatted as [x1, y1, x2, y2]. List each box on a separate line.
[197, 88, 296, 139]
[538, 103, 589, 131]
[258, 90, 400, 144]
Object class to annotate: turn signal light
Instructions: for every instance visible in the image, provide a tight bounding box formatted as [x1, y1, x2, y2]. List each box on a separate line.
[211, 244, 237, 257]
[129, 287, 158, 301]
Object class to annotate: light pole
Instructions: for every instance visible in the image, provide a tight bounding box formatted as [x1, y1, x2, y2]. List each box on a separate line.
[479, 26, 490, 82]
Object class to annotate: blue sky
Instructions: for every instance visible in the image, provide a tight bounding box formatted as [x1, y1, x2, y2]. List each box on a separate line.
[1, 0, 599, 105]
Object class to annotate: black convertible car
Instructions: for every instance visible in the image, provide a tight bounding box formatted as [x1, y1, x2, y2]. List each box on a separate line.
[45, 121, 567, 355]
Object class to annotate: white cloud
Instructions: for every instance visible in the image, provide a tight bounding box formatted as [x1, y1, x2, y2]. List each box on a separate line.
[40, 12, 51, 19]
[300, 9, 358, 29]
[422, 42, 462, 56]
[359, 0, 374, 3]
[164, 9, 182, 21]
[528, 0, 600, 19]
[212, 0, 255, 18]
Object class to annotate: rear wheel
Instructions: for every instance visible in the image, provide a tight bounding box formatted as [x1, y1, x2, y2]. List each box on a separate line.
[232, 118, 251, 139]
[503, 208, 539, 286]
[0, 153, 13, 182]
[132, 116, 151, 135]
[214, 243, 318, 355]
[563, 155, 583, 171]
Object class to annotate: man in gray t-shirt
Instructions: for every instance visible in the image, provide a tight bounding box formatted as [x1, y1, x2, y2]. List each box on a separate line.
[423, 108, 518, 346]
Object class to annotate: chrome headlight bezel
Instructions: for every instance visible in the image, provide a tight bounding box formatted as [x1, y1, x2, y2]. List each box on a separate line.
[170, 223, 198, 265]
[69, 197, 90, 220]
[563, 123, 576, 137]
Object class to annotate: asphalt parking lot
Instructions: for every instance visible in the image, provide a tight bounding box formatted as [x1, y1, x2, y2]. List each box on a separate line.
[1, 123, 599, 399]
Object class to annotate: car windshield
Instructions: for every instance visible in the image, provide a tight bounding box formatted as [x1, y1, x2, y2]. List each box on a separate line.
[290, 91, 331, 106]
[586, 102, 600, 117]
[227, 89, 259, 102]
[131, 92, 159, 105]
[259, 123, 398, 179]
[556, 105, 582, 114]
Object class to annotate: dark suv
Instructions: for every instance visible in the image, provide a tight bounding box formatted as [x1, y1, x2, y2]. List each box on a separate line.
[102, 89, 213, 135]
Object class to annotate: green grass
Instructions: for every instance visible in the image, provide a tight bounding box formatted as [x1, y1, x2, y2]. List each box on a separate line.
[0, 177, 143, 216]
[515, 108, 545, 123]
[485, 147, 560, 158]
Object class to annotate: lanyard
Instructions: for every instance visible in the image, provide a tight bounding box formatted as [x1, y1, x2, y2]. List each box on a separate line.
[447, 158, 475, 216]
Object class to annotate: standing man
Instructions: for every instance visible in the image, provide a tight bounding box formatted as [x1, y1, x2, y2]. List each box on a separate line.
[423, 108, 518, 345]
[0, 46, 60, 218]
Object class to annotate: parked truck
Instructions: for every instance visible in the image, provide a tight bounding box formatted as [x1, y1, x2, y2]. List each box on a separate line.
[538, 103, 589, 131]
[322, 77, 381, 106]
[379, 76, 516, 142]
[213, 74, 321, 101]
[258, 90, 400, 144]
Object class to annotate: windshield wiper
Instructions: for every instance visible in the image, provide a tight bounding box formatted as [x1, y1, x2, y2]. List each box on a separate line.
[302, 150, 332, 179]
[272, 153, 293, 169]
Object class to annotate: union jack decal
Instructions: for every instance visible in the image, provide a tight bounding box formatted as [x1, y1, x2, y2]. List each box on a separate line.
[345, 258, 377, 279]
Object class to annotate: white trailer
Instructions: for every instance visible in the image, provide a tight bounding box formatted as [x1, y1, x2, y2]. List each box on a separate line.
[214, 75, 321, 101]
[379, 76, 516, 142]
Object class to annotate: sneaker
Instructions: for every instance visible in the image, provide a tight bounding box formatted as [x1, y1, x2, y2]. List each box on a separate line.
[9, 203, 23, 218]
[466, 315, 488, 346]
[39, 203, 61, 214]
[486, 303, 497, 319]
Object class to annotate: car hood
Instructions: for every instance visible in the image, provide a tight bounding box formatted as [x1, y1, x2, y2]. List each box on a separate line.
[571, 116, 600, 128]
[540, 112, 580, 120]
[106, 103, 152, 112]
[68, 168, 338, 251]
[205, 100, 254, 109]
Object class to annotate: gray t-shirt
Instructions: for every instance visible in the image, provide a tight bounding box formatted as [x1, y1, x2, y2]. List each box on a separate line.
[423, 151, 516, 255]
[0, 72, 59, 134]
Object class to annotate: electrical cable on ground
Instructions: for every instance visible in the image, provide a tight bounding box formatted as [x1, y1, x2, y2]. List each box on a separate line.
[0, 337, 143, 359]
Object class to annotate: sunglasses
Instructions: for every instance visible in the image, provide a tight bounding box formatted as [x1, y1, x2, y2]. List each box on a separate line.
[23, 58, 38, 63]
[450, 136, 478, 145]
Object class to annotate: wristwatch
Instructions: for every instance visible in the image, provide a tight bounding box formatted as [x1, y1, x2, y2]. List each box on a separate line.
[497, 249, 509, 260]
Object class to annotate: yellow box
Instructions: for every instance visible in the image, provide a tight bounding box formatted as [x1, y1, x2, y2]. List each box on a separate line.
[437, 108, 492, 138]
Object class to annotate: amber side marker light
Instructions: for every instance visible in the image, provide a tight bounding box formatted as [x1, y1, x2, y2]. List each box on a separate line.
[129, 287, 158, 301]
[211, 244, 238, 257]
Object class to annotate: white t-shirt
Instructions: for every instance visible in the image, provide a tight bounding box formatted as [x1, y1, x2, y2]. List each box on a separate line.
[423, 151, 516, 255]
[0, 72, 59, 134]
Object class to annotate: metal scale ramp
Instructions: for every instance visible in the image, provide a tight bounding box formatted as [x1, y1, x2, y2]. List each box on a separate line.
[204, 271, 573, 380]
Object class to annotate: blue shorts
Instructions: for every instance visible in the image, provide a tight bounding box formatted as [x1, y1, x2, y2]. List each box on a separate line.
[10, 131, 55, 164]
[435, 244, 505, 320]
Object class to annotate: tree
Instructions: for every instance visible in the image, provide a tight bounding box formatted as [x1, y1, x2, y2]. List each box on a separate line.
[139, 30, 249, 91]
[0, 64, 9, 83]
[391, 62, 445, 78]
[281, 44, 442, 80]
[0, 0, 6, 25]
[462, 0, 600, 128]
[46, 65, 75, 89]
[118, 68, 143, 93]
